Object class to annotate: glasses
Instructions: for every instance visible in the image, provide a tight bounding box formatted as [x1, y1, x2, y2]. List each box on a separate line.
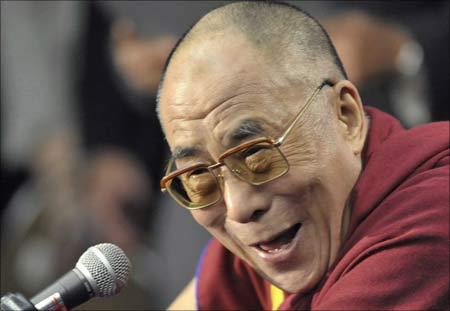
[160, 80, 333, 209]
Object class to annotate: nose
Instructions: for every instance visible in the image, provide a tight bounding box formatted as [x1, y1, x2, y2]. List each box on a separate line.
[222, 172, 270, 223]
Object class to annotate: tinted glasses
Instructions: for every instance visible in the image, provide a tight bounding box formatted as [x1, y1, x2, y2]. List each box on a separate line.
[160, 80, 333, 209]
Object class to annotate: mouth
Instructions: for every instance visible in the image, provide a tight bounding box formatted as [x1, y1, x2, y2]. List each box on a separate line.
[252, 223, 302, 262]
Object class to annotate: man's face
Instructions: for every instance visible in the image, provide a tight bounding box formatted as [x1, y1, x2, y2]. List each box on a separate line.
[160, 35, 360, 293]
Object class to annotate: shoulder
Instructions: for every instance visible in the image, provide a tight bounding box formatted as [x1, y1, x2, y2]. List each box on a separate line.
[310, 113, 449, 310]
[350, 112, 449, 235]
[311, 165, 449, 310]
[348, 116, 449, 277]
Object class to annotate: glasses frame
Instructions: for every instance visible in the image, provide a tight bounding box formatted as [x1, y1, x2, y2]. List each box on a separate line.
[160, 80, 334, 209]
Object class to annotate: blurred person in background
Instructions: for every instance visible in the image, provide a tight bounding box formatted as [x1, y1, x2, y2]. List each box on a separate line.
[320, 1, 449, 126]
[294, 0, 449, 127]
[1, 0, 88, 295]
[0, 1, 174, 309]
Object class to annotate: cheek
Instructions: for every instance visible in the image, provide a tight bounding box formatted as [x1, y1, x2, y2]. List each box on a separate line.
[280, 133, 321, 170]
[191, 204, 226, 229]
[192, 207, 250, 262]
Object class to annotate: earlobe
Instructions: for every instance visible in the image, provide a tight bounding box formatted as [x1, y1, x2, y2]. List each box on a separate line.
[333, 80, 366, 155]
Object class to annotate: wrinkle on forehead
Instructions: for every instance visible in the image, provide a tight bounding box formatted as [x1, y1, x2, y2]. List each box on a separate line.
[166, 118, 203, 151]
[164, 81, 303, 155]
[169, 70, 264, 118]
[162, 36, 266, 116]
[161, 33, 311, 158]
[164, 73, 270, 144]
[167, 115, 203, 133]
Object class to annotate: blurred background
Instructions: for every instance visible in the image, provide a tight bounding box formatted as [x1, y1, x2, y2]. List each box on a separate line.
[1, 1, 448, 309]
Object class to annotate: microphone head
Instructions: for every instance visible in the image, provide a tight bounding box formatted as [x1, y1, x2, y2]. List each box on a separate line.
[75, 243, 131, 297]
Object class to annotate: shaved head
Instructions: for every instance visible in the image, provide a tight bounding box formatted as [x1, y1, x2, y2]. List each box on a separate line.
[158, 0, 368, 294]
[157, 1, 347, 117]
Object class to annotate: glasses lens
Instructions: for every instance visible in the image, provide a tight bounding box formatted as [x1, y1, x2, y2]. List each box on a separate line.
[223, 142, 288, 185]
[166, 166, 221, 209]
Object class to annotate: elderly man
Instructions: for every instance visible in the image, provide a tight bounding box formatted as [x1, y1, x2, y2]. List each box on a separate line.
[157, 2, 449, 310]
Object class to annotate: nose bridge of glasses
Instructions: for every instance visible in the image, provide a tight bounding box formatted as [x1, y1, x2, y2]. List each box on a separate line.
[208, 160, 239, 180]
[209, 158, 247, 186]
[208, 161, 225, 177]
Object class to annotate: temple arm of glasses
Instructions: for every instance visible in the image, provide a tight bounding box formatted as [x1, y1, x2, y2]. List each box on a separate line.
[274, 80, 334, 146]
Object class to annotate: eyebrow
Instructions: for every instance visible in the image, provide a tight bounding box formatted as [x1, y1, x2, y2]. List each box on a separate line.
[171, 146, 201, 160]
[228, 119, 264, 145]
[171, 120, 264, 160]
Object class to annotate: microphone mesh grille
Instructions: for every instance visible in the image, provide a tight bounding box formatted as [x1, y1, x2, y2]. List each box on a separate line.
[77, 243, 131, 297]
[94, 243, 131, 292]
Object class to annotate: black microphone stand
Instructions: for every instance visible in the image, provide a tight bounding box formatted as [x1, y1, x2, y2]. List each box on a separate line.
[1, 292, 37, 311]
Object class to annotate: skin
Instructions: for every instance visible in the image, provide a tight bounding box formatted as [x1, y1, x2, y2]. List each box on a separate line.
[160, 33, 368, 295]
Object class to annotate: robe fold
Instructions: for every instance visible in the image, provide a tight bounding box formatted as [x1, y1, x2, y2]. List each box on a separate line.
[196, 107, 449, 310]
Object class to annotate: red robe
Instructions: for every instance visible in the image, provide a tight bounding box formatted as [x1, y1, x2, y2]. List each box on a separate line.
[196, 107, 449, 310]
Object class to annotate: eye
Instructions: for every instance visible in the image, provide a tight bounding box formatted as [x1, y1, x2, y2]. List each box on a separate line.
[243, 145, 273, 173]
[183, 168, 216, 195]
[242, 145, 268, 158]
[187, 167, 209, 177]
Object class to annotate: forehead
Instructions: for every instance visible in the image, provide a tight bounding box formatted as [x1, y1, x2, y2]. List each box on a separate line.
[159, 35, 300, 157]
[162, 36, 267, 113]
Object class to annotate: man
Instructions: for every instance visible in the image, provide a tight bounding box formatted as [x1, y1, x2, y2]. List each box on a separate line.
[157, 2, 449, 310]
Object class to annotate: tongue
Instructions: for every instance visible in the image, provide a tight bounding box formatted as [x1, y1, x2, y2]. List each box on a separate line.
[259, 224, 300, 251]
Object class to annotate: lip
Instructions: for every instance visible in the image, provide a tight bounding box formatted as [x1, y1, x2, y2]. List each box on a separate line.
[251, 223, 302, 264]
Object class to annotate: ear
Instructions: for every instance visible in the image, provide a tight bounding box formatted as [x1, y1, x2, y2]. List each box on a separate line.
[332, 80, 367, 155]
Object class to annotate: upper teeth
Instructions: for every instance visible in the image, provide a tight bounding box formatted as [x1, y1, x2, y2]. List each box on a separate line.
[267, 248, 283, 253]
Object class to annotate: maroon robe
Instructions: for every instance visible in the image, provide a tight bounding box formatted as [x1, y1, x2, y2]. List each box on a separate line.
[196, 107, 449, 310]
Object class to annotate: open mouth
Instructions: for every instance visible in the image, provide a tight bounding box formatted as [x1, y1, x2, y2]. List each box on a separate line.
[256, 223, 302, 254]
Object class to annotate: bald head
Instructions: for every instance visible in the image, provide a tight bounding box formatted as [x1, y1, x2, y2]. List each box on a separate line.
[157, 1, 346, 112]
[158, 2, 369, 295]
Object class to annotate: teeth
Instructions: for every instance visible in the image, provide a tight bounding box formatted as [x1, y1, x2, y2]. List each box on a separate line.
[256, 223, 301, 254]
[267, 248, 282, 253]
[259, 240, 292, 253]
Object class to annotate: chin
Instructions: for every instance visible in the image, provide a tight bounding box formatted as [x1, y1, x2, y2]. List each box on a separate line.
[246, 250, 324, 294]
[271, 263, 324, 294]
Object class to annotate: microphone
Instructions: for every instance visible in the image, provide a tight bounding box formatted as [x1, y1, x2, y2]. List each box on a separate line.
[29, 243, 131, 310]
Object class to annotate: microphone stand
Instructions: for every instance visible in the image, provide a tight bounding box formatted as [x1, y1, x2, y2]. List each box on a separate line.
[1, 292, 36, 311]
